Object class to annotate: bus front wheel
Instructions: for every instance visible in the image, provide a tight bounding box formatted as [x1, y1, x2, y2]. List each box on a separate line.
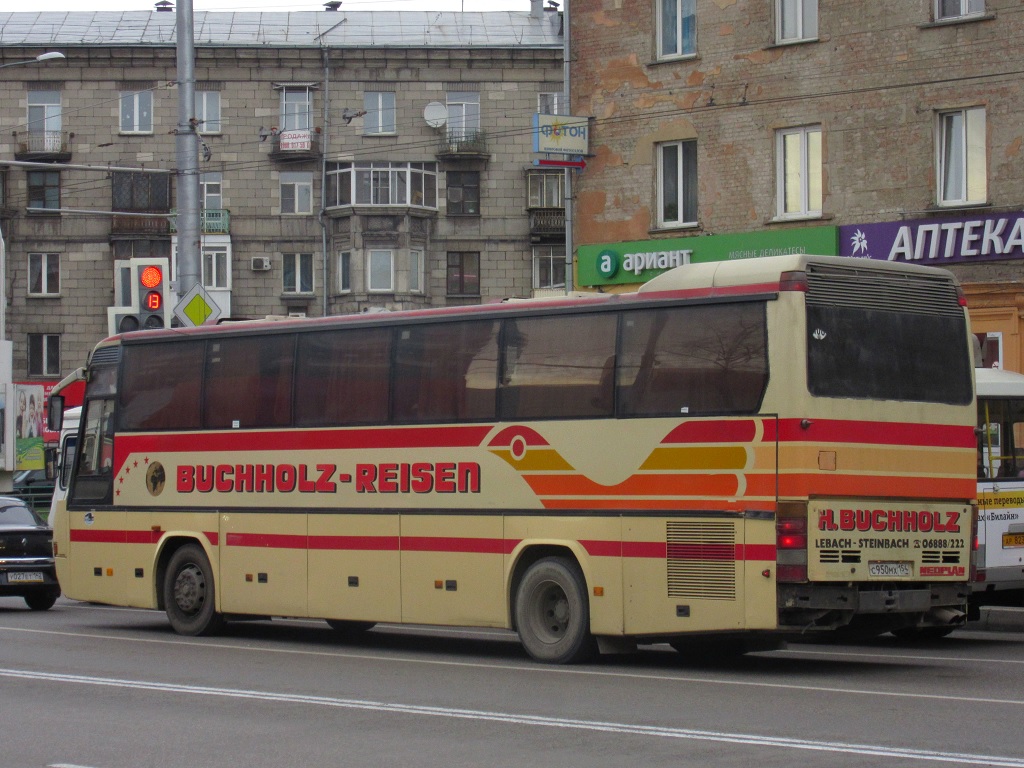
[163, 543, 224, 636]
[514, 557, 595, 664]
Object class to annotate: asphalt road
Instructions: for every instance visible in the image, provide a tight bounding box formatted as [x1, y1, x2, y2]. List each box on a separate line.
[2, 597, 1024, 768]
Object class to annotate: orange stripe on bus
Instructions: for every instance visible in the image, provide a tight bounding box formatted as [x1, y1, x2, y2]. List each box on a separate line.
[523, 473, 739, 497]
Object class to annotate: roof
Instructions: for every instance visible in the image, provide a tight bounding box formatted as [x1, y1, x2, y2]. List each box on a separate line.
[975, 367, 1024, 398]
[0, 11, 563, 49]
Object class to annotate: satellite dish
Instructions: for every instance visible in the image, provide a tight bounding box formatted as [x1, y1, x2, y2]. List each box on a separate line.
[423, 102, 448, 129]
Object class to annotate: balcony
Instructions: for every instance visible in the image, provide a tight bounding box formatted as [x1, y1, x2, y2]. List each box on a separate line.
[14, 130, 72, 162]
[529, 207, 566, 242]
[436, 130, 489, 162]
[111, 211, 171, 235]
[268, 129, 321, 161]
[169, 208, 230, 234]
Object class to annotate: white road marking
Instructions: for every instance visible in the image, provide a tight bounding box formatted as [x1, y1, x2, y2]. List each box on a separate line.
[3, 668, 1022, 766]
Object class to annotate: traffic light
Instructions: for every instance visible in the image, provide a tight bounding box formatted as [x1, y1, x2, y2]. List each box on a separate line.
[107, 257, 171, 336]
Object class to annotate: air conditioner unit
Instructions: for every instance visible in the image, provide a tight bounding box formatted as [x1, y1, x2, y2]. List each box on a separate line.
[251, 256, 272, 271]
[288, 312, 307, 319]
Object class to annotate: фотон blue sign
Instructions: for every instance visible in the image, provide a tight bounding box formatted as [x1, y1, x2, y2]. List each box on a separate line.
[839, 211, 1024, 264]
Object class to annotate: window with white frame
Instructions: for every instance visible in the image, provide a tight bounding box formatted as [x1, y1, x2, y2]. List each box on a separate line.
[338, 251, 351, 293]
[283, 253, 314, 293]
[658, 0, 696, 59]
[195, 90, 221, 133]
[28, 253, 60, 296]
[936, 0, 984, 20]
[325, 162, 438, 208]
[363, 91, 396, 135]
[27, 91, 62, 151]
[538, 92, 566, 116]
[280, 86, 313, 131]
[120, 90, 153, 133]
[280, 171, 313, 214]
[777, 0, 817, 43]
[657, 139, 698, 227]
[409, 249, 423, 293]
[534, 246, 566, 290]
[28, 333, 60, 377]
[367, 249, 394, 292]
[200, 172, 222, 210]
[776, 125, 822, 218]
[447, 91, 481, 140]
[203, 246, 230, 290]
[938, 107, 986, 206]
[528, 172, 565, 208]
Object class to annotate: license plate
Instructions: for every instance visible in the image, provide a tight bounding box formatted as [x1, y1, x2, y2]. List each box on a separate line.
[869, 561, 911, 578]
[8, 572, 44, 583]
[1003, 533, 1024, 548]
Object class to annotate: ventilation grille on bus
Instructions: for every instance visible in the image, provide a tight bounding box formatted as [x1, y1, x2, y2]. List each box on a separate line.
[89, 345, 122, 366]
[921, 550, 962, 564]
[818, 549, 962, 565]
[805, 263, 962, 317]
[666, 521, 737, 600]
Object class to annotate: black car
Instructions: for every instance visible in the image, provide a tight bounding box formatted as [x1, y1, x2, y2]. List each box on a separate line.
[13, 468, 56, 511]
[0, 496, 60, 610]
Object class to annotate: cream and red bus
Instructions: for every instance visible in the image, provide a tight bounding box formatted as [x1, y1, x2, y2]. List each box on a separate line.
[48, 254, 977, 662]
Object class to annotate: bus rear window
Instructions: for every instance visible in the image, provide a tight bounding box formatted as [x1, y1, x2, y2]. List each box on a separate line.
[806, 306, 972, 404]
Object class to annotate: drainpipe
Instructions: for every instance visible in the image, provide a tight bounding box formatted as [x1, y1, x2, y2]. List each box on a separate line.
[320, 47, 331, 317]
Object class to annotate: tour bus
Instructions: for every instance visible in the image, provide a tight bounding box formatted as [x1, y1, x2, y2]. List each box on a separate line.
[973, 367, 1024, 612]
[46, 406, 80, 529]
[48, 254, 977, 663]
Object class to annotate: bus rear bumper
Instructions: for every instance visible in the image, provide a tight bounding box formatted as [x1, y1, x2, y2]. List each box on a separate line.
[778, 582, 970, 632]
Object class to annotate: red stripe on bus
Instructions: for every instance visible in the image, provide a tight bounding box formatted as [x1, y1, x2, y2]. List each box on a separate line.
[70, 529, 127, 544]
[308, 536, 400, 551]
[766, 419, 976, 448]
[225, 533, 308, 549]
[400, 536, 516, 555]
[661, 420, 758, 444]
[778, 473, 975, 499]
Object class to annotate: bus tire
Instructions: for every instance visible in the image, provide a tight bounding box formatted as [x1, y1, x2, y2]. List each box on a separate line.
[163, 543, 224, 636]
[514, 557, 595, 664]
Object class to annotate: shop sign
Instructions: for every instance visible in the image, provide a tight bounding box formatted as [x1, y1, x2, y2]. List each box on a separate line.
[839, 212, 1024, 264]
[577, 226, 838, 286]
[532, 114, 589, 156]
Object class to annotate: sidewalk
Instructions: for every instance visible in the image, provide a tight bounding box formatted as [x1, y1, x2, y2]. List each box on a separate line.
[972, 606, 1024, 632]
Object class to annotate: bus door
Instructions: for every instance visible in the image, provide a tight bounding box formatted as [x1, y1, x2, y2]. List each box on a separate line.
[976, 395, 1024, 592]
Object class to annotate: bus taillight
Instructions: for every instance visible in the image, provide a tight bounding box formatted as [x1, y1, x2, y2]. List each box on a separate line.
[779, 270, 808, 292]
[776, 502, 809, 583]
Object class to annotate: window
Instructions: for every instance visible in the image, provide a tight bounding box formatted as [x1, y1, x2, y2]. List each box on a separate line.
[112, 171, 171, 212]
[657, 140, 698, 227]
[777, 0, 817, 43]
[533, 246, 565, 290]
[203, 246, 230, 290]
[27, 171, 60, 211]
[658, 0, 696, 59]
[529, 172, 565, 208]
[937, 0, 984, 20]
[204, 335, 295, 429]
[325, 161, 437, 208]
[538, 92, 566, 115]
[112, 240, 171, 260]
[500, 314, 617, 420]
[939, 107, 986, 206]
[283, 253, 314, 293]
[120, 90, 153, 133]
[409, 249, 423, 293]
[338, 251, 351, 293]
[447, 91, 481, 140]
[295, 328, 391, 427]
[368, 249, 394, 292]
[446, 171, 480, 215]
[776, 125, 822, 218]
[28, 333, 60, 377]
[280, 171, 313, 214]
[446, 252, 480, 296]
[195, 90, 221, 133]
[200, 172, 222, 210]
[28, 253, 60, 296]
[119, 341, 204, 431]
[281, 86, 313, 131]
[363, 91, 396, 135]
[27, 90, 62, 150]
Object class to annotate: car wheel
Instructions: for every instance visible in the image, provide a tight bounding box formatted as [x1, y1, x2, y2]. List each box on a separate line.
[24, 589, 59, 611]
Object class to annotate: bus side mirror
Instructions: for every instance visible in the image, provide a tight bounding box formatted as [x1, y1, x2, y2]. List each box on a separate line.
[47, 395, 64, 433]
[45, 447, 58, 481]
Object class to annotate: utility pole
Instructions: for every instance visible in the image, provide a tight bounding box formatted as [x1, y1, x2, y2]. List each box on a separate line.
[175, 0, 201, 299]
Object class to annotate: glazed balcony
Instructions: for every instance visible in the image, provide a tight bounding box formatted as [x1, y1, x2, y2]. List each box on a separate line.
[169, 208, 230, 234]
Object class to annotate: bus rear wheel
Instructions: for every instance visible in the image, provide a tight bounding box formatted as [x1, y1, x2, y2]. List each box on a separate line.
[514, 557, 595, 664]
[163, 543, 224, 636]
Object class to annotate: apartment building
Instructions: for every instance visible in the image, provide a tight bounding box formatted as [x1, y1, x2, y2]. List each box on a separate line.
[569, 0, 1024, 370]
[0, 6, 565, 383]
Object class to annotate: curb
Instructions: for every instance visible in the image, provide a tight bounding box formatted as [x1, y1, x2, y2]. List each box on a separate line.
[972, 606, 1024, 633]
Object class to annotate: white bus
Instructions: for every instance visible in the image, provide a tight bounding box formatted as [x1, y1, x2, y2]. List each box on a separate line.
[974, 367, 1024, 611]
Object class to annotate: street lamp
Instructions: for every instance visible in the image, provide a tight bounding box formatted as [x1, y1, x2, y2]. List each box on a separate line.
[0, 52, 65, 69]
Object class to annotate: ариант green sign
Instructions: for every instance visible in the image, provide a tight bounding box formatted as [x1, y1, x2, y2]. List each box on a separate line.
[577, 226, 838, 286]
